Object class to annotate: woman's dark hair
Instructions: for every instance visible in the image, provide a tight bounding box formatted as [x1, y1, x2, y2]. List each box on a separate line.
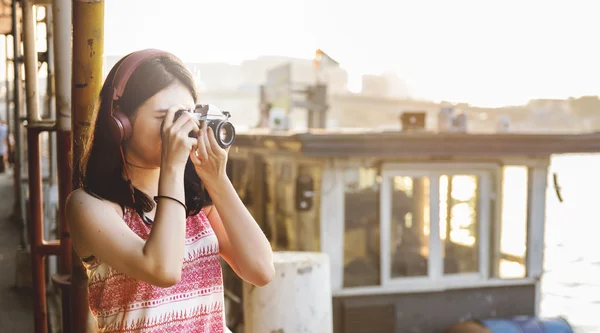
[77, 53, 212, 217]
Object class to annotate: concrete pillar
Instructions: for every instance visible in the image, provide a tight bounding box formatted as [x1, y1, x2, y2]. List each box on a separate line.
[243, 251, 332, 333]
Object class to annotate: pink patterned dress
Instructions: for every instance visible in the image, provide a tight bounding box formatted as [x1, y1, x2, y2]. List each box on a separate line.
[82, 207, 227, 332]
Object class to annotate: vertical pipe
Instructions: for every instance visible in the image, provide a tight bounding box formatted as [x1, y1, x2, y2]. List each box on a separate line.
[53, 0, 72, 289]
[22, 0, 42, 293]
[23, 2, 48, 332]
[52, 0, 73, 331]
[21, 0, 40, 121]
[71, 1, 104, 331]
[27, 128, 48, 333]
[4, 35, 9, 136]
[23, 3, 51, 333]
[12, 0, 25, 248]
[53, 0, 71, 132]
[45, 6, 56, 185]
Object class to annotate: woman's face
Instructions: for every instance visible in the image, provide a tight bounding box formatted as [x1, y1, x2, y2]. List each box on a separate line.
[124, 81, 195, 167]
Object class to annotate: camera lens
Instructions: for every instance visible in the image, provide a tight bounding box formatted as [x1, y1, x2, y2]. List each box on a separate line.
[210, 121, 236, 148]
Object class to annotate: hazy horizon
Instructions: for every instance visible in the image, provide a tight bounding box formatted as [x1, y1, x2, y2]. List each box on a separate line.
[0, 0, 598, 109]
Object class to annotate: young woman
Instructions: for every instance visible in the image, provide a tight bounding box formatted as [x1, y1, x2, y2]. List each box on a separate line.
[65, 49, 274, 332]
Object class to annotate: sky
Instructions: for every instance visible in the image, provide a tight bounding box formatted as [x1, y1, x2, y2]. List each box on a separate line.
[2, 0, 599, 108]
[103, 0, 599, 107]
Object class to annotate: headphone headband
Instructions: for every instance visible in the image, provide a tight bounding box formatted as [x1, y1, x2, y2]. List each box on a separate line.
[106, 48, 178, 144]
[109, 48, 171, 102]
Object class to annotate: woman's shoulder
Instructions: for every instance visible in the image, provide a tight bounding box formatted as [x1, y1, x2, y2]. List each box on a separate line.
[66, 188, 94, 208]
[66, 188, 123, 218]
[65, 189, 125, 261]
[67, 188, 103, 207]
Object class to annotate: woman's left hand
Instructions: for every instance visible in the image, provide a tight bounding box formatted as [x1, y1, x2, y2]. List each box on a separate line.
[190, 122, 229, 185]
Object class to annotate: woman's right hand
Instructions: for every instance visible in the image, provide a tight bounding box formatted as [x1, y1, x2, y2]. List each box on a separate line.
[160, 105, 200, 168]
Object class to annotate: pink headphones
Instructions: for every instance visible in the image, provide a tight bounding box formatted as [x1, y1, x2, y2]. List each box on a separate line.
[105, 48, 180, 144]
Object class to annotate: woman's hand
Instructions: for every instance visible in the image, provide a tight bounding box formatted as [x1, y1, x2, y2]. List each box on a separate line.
[161, 105, 200, 169]
[190, 122, 229, 186]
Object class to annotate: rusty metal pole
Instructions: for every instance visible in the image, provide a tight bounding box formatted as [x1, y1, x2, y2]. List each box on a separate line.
[22, 0, 47, 332]
[26, 127, 47, 333]
[71, 0, 104, 331]
[49, 0, 74, 332]
[44, 6, 57, 185]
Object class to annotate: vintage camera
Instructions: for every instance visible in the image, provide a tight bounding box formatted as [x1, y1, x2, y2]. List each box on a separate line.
[170, 104, 236, 149]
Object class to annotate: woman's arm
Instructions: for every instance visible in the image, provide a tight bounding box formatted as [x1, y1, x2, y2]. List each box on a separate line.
[66, 167, 187, 288]
[192, 124, 274, 287]
[203, 182, 275, 287]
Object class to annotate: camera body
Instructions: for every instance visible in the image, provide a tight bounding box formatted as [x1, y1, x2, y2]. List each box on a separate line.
[171, 104, 236, 149]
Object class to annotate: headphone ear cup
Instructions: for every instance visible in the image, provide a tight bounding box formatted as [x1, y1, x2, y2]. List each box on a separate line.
[108, 110, 133, 144]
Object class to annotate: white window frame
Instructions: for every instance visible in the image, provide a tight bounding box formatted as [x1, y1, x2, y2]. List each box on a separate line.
[380, 163, 492, 288]
[325, 161, 541, 297]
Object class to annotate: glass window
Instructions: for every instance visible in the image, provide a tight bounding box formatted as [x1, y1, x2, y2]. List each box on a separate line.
[496, 166, 528, 279]
[439, 175, 480, 275]
[389, 176, 431, 278]
[343, 167, 380, 288]
[341, 163, 529, 291]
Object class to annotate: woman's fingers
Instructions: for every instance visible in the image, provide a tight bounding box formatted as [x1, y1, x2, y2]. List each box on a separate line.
[192, 122, 230, 171]
[203, 124, 215, 157]
[195, 124, 209, 163]
[179, 118, 200, 140]
[206, 127, 226, 157]
[161, 105, 182, 137]
[164, 105, 188, 131]
[190, 147, 202, 165]
[171, 109, 198, 133]
[185, 137, 198, 151]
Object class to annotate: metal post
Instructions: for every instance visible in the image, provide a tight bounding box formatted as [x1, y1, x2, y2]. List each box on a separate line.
[27, 127, 49, 333]
[45, 6, 56, 185]
[71, 1, 104, 331]
[22, 0, 52, 332]
[52, 0, 71, 134]
[4, 35, 10, 137]
[50, 0, 74, 332]
[12, 0, 26, 247]
[21, 0, 40, 121]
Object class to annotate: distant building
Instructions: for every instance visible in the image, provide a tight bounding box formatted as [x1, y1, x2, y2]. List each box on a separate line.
[527, 99, 572, 115]
[361, 75, 388, 97]
[361, 73, 411, 99]
[239, 56, 348, 94]
[99, 54, 593, 133]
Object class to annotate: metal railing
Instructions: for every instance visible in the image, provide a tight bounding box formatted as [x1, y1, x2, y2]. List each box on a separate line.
[10, 0, 104, 332]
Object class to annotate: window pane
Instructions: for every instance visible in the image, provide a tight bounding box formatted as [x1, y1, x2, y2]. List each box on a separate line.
[390, 176, 430, 278]
[439, 175, 479, 275]
[497, 166, 528, 279]
[343, 167, 380, 288]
